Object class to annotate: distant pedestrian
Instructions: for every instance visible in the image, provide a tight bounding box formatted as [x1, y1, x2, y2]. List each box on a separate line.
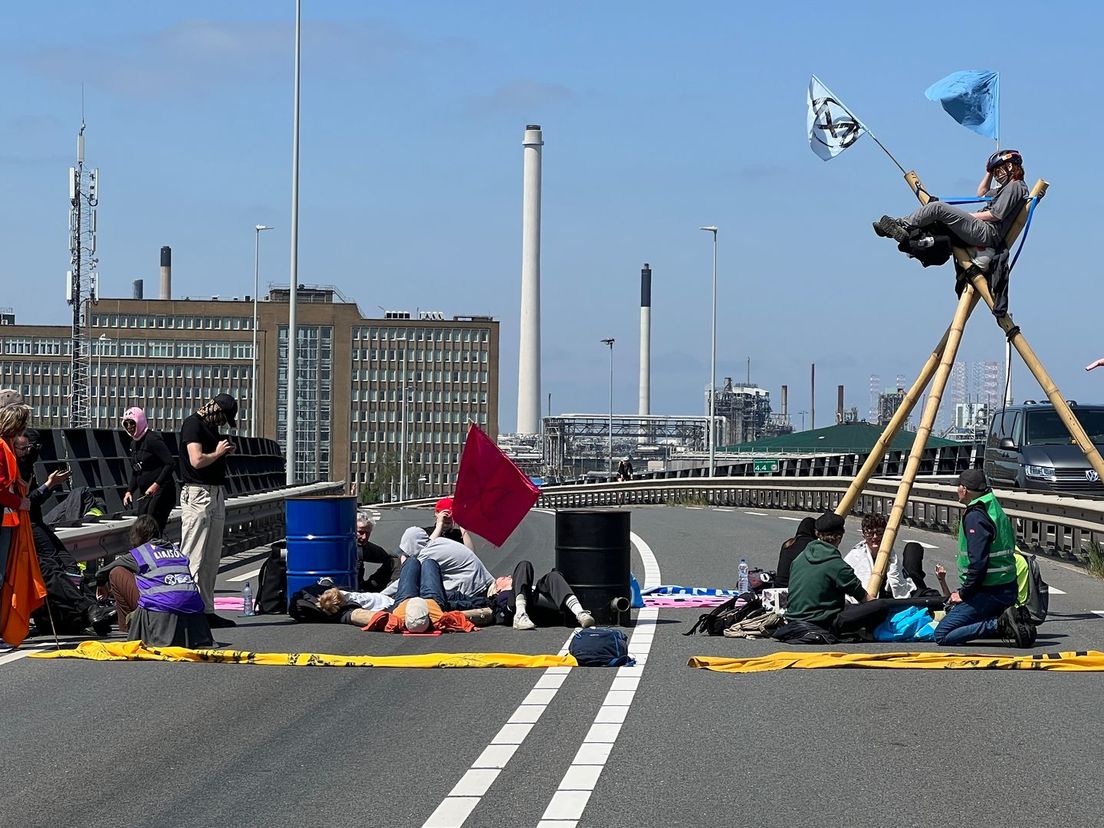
[617, 458, 634, 481]
[121, 407, 177, 535]
[179, 395, 238, 629]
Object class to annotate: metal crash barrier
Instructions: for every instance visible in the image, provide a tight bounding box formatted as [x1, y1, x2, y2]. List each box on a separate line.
[56, 481, 346, 563]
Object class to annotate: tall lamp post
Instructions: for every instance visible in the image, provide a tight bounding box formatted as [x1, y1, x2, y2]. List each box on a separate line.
[252, 224, 273, 437]
[601, 338, 615, 476]
[699, 225, 718, 477]
[96, 334, 111, 427]
[285, 0, 302, 485]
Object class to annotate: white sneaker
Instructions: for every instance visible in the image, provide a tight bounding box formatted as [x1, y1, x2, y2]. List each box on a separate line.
[576, 611, 596, 629]
[513, 612, 536, 630]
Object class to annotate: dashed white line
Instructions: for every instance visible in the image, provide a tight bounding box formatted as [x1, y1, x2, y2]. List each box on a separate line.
[536, 532, 661, 827]
[714, 507, 735, 512]
[743, 511, 768, 516]
[778, 516, 803, 522]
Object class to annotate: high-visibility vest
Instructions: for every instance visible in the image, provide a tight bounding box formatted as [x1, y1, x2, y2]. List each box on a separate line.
[132, 542, 206, 614]
[956, 492, 1017, 588]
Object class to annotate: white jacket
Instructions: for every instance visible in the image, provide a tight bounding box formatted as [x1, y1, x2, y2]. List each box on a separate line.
[844, 541, 914, 601]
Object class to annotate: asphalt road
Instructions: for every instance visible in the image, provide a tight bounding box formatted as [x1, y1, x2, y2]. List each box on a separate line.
[3, 504, 1104, 828]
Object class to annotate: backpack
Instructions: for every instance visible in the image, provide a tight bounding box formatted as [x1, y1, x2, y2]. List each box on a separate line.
[747, 569, 776, 592]
[771, 619, 840, 646]
[1014, 550, 1049, 626]
[723, 609, 784, 639]
[255, 544, 288, 615]
[569, 628, 634, 667]
[684, 594, 763, 636]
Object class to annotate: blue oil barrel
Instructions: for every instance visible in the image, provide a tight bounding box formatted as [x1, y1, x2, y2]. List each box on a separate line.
[285, 495, 358, 610]
[555, 510, 631, 626]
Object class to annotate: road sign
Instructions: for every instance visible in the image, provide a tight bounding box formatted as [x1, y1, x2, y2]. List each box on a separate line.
[752, 459, 779, 474]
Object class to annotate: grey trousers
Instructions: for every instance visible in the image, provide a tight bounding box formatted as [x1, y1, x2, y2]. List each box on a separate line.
[180, 483, 226, 613]
[903, 202, 1001, 248]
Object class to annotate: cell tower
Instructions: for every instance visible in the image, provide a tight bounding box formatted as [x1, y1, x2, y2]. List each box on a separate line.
[67, 121, 99, 427]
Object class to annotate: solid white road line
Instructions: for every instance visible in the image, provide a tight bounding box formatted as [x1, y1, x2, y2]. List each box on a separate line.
[228, 568, 262, 583]
[536, 532, 661, 827]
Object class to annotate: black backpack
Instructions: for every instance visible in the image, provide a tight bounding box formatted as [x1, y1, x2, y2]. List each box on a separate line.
[684, 594, 763, 636]
[1015, 551, 1049, 626]
[569, 628, 633, 667]
[254, 544, 288, 615]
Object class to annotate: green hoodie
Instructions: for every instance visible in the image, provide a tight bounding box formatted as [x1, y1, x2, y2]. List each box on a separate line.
[785, 539, 867, 627]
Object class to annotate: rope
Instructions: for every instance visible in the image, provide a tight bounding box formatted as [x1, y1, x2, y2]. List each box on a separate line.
[1008, 196, 1039, 272]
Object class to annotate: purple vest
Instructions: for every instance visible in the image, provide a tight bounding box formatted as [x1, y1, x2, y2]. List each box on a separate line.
[131, 542, 206, 615]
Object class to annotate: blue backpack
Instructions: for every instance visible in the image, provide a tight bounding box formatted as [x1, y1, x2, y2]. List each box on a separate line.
[569, 628, 635, 667]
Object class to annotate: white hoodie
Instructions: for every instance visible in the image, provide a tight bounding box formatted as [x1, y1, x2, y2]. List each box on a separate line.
[843, 541, 914, 601]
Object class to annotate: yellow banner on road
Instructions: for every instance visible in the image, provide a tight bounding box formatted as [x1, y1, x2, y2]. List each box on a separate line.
[31, 640, 578, 669]
[689, 650, 1104, 673]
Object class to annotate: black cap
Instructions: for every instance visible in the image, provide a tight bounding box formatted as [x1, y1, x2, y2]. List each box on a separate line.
[213, 393, 238, 427]
[814, 512, 846, 533]
[957, 468, 989, 492]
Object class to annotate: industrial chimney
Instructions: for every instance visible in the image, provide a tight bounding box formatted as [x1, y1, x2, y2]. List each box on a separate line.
[516, 125, 543, 434]
[781, 384, 788, 418]
[837, 385, 845, 424]
[159, 246, 172, 300]
[639, 263, 651, 416]
[132, 279, 144, 300]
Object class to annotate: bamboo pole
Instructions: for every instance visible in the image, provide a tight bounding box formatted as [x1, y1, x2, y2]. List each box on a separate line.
[865, 284, 977, 598]
[836, 319, 965, 517]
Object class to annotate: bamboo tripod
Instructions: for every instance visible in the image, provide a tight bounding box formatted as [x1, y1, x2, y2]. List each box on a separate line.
[837, 173, 1104, 599]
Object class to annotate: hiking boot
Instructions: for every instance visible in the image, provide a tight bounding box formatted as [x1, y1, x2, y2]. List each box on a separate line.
[873, 215, 910, 243]
[513, 611, 536, 630]
[87, 604, 116, 637]
[576, 611, 596, 629]
[998, 606, 1035, 648]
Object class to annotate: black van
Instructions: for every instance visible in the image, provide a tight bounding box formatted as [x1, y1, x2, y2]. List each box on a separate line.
[983, 402, 1104, 495]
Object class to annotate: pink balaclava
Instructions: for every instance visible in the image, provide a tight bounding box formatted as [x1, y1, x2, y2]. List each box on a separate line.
[122, 407, 149, 441]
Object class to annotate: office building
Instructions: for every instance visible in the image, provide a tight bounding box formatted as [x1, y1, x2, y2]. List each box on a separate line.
[0, 287, 498, 496]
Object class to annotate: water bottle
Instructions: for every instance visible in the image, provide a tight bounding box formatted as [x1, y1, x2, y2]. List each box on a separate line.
[737, 558, 750, 594]
[241, 582, 256, 617]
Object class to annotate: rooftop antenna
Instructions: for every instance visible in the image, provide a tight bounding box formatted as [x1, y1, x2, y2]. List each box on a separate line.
[67, 96, 100, 427]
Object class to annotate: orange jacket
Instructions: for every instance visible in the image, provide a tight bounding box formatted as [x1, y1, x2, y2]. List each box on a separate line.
[0, 440, 23, 525]
[363, 598, 477, 634]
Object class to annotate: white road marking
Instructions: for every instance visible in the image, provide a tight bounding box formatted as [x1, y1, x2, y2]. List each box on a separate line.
[1093, 611, 1104, 619]
[685, 506, 704, 510]
[714, 507, 735, 512]
[743, 511, 768, 516]
[778, 516, 802, 522]
[0, 635, 98, 667]
[228, 568, 262, 583]
[422, 630, 576, 828]
[1049, 586, 1067, 595]
[536, 532, 661, 826]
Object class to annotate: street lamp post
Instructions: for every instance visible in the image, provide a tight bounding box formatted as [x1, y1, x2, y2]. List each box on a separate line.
[700, 226, 718, 477]
[601, 338, 615, 477]
[96, 334, 111, 427]
[252, 224, 273, 437]
[286, 0, 301, 485]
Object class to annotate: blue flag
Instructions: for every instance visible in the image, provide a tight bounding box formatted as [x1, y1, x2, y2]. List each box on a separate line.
[925, 70, 1000, 139]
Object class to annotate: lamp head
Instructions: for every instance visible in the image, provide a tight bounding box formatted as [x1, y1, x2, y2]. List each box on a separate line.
[256, 224, 274, 231]
[699, 225, 718, 233]
[601, 338, 615, 347]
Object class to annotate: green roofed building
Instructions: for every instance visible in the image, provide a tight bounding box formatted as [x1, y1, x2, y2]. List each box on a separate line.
[721, 422, 958, 455]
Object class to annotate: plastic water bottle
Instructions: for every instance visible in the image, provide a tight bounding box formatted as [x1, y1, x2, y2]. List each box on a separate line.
[241, 582, 256, 617]
[737, 559, 750, 594]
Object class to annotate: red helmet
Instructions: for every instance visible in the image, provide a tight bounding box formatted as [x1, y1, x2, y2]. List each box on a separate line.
[987, 149, 1023, 172]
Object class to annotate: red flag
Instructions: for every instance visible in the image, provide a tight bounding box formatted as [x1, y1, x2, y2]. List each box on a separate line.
[452, 423, 540, 547]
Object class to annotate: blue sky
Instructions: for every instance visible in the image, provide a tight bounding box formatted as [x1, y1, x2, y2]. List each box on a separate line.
[2, 1, 1100, 432]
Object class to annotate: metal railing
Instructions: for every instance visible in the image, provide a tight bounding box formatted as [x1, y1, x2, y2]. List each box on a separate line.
[57, 480, 345, 563]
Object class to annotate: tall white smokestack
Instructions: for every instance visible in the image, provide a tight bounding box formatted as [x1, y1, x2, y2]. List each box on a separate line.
[638, 263, 651, 416]
[159, 246, 171, 300]
[516, 124, 543, 434]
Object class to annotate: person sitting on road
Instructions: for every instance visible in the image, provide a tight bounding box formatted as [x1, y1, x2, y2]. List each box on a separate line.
[356, 510, 398, 592]
[775, 516, 816, 589]
[934, 468, 1032, 647]
[785, 513, 869, 635]
[873, 149, 1028, 270]
[423, 497, 475, 551]
[98, 515, 214, 648]
[392, 520, 494, 610]
[489, 561, 596, 630]
[843, 514, 915, 600]
[359, 555, 476, 634]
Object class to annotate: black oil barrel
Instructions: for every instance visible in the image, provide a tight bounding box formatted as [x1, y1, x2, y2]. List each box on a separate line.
[555, 510, 631, 626]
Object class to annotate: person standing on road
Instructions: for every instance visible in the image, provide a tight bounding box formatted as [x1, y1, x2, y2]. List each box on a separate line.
[934, 469, 1033, 647]
[122, 407, 177, 536]
[179, 394, 237, 629]
[617, 458, 634, 482]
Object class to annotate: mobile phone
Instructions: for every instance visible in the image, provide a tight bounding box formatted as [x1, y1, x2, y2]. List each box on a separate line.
[56, 463, 71, 474]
